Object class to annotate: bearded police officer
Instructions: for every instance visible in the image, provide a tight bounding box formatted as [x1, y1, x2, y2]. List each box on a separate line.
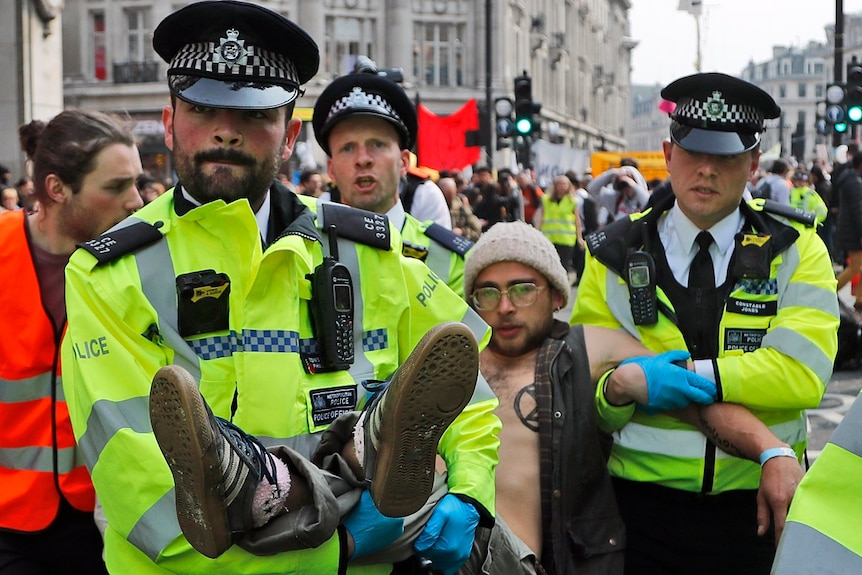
[572, 72, 838, 574]
[60, 2, 500, 573]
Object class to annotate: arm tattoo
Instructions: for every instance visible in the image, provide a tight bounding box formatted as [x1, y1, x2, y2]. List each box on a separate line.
[515, 384, 540, 432]
[699, 413, 745, 458]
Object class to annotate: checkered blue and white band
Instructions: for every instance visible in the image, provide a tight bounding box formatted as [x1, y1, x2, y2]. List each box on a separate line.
[327, 87, 403, 125]
[169, 37, 300, 87]
[673, 90, 763, 130]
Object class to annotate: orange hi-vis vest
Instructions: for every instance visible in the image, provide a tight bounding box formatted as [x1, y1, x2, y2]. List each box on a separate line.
[0, 210, 95, 531]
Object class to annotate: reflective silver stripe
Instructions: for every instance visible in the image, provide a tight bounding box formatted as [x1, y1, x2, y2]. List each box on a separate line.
[127, 489, 183, 561]
[605, 272, 640, 336]
[320, 234, 375, 405]
[423, 243, 452, 284]
[134, 234, 202, 380]
[617, 418, 807, 459]
[829, 392, 862, 455]
[0, 444, 82, 473]
[458, 306, 496, 404]
[781, 278, 839, 317]
[0, 372, 57, 402]
[762, 325, 834, 385]
[773, 522, 861, 574]
[76, 395, 152, 472]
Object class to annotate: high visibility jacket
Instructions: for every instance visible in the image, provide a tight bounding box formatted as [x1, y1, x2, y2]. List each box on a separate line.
[299, 197, 472, 298]
[61, 186, 500, 574]
[789, 185, 827, 225]
[771, 392, 862, 574]
[572, 195, 838, 494]
[0, 210, 95, 532]
[541, 194, 578, 247]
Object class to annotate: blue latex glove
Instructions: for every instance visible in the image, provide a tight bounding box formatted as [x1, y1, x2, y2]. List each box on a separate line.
[343, 490, 404, 559]
[620, 350, 717, 415]
[414, 494, 479, 575]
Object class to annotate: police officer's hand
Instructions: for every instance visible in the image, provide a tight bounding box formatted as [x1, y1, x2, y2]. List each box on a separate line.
[344, 490, 404, 559]
[414, 494, 479, 575]
[757, 455, 804, 546]
[619, 351, 717, 415]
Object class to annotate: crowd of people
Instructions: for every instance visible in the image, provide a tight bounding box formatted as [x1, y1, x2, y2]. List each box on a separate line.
[0, 1, 857, 574]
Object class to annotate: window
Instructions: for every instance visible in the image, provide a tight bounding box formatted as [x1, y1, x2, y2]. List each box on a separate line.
[92, 11, 106, 80]
[124, 7, 153, 63]
[798, 82, 806, 98]
[324, 17, 376, 77]
[779, 84, 786, 98]
[413, 22, 464, 87]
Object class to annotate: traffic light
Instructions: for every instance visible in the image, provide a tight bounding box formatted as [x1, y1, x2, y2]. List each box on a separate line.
[514, 73, 534, 136]
[825, 83, 848, 134]
[494, 97, 514, 150]
[847, 58, 862, 124]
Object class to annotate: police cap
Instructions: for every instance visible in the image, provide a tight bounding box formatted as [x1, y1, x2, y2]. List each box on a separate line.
[153, 0, 319, 110]
[313, 72, 417, 156]
[661, 72, 780, 156]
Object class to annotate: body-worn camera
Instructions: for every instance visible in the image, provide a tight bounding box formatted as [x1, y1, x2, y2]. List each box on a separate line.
[176, 269, 231, 338]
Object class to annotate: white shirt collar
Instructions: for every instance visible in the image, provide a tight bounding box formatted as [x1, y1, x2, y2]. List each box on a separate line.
[386, 199, 407, 231]
[670, 203, 743, 258]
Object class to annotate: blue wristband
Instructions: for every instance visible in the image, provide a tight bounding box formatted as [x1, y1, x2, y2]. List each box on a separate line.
[759, 446, 797, 466]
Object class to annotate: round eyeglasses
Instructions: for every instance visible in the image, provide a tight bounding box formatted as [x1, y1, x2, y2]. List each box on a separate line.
[470, 282, 546, 311]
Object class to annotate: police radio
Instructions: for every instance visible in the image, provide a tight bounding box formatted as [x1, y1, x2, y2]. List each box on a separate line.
[309, 225, 355, 372]
[624, 250, 658, 326]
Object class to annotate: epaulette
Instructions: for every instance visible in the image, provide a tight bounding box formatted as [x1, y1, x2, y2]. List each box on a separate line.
[423, 222, 474, 257]
[77, 220, 164, 265]
[318, 202, 390, 251]
[749, 198, 816, 227]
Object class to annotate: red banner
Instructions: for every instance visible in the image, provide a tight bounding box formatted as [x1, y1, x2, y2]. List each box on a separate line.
[417, 99, 481, 172]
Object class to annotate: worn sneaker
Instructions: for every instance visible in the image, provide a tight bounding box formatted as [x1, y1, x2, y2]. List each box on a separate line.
[149, 365, 283, 558]
[359, 321, 479, 518]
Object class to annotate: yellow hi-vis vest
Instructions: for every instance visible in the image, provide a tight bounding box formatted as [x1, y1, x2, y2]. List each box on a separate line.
[771, 391, 862, 574]
[541, 194, 578, 247]
[62, 188, 500, 574]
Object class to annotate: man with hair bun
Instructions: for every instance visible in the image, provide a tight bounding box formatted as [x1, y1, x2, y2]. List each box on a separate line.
[0, 109, 143, 573]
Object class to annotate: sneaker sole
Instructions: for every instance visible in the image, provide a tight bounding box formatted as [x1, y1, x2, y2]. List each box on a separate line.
[149, 365, 230, 559]
[370, 322, 479, 517]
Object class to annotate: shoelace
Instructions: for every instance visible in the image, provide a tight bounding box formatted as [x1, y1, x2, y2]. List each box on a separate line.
[217, 417, 279, 487]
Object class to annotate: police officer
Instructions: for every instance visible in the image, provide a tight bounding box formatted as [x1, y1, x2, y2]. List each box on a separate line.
[60, 1, 499, 573]
[572, 72, 839, 574]
[310, 68, 472, 296]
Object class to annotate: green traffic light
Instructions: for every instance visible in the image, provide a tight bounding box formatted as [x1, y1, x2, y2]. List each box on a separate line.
[849, 105, 862, 123]
[836, 122, 849, 133]
[515, 117, 533, 135]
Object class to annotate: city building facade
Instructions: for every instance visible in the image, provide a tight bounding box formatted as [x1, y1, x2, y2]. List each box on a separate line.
[58, 0, 636, 180]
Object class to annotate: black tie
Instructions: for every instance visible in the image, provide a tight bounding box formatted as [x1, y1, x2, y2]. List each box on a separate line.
[689, 231, 715, 289]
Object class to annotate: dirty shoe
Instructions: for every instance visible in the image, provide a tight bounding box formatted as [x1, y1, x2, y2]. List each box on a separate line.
[359, 322, 479, 517]
[149, 365, 285, 558]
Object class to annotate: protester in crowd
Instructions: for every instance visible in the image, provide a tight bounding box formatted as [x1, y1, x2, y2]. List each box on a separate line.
[0, 186, 19, 211]
[534, 174, 580, 286]
[311, 67, 473, 295]
[296, 167, 323, 197]
[399, 164, 452, 229]
[61, 3, 499, 573]
[587, 159, 649, 226]
[136, 174, 167, 204]
[568, 171, 599, 284]
[612, 173, 649, 219]
[809, 165, 835, 261]
[835, 153, 862, 312]
[439, 176, 482, 241]
[1, 109, 143, 573]
[755, 158, 792, 204]
[573, 72, 838, 574]
[517, 171, 543, 226]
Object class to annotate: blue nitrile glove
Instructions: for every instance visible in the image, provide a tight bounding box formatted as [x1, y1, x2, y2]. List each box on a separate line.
[343, 490, 404, 559]
[620, 350, 717, 415]
[414, 494, 480, 575]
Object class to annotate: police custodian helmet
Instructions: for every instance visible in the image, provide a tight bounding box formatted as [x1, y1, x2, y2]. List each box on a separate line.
[152, 0, 319, 110]
[661, 72, 781, 156]
[312, 72, 418, 156]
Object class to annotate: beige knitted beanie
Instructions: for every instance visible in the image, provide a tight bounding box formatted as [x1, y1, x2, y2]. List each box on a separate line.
[464, 220, 570, 307]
